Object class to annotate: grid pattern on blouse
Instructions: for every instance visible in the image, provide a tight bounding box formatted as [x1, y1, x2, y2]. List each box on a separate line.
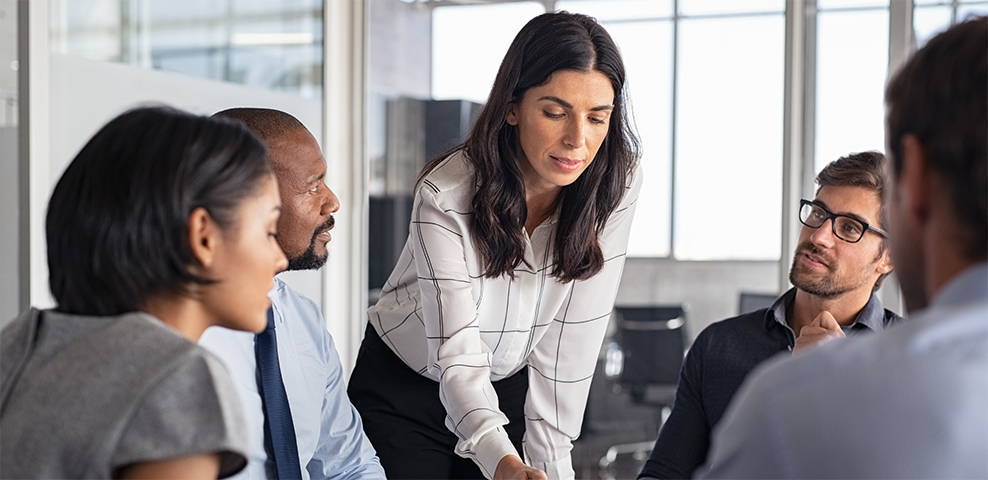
[368, 151, 641, 480]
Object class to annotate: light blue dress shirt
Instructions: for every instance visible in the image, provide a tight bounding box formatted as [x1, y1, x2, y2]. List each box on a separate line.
[699, 262, 988, 479]
[201, 277, 385, 480]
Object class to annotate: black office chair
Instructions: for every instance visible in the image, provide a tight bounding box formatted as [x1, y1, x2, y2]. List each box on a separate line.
[591, 305, 687, 479]
[616, 305, 688, 407]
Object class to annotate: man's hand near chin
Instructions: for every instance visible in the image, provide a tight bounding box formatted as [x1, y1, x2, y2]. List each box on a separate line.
[793, 311, 845, 354]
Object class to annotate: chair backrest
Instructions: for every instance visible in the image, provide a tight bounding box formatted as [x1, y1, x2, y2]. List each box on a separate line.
[615, 306, 687, 389]
[738, 291, 778, 315]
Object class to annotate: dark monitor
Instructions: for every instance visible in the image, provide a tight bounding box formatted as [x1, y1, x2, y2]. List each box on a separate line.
[738, 291, 778, 315]
[368, 195, 413, 290]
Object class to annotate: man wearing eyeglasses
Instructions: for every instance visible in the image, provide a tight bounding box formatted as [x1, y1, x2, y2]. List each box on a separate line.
[699, 17, 987, 478]
[638, 151, 901, 480]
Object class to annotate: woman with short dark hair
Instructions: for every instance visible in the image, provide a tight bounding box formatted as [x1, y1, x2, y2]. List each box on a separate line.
[0, 106, 288, 479]
[349, 12, 641, 480]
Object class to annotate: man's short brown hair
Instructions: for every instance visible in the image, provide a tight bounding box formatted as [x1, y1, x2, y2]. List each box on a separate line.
[816, 151, 890, 290]
[816, 151, 889, 232]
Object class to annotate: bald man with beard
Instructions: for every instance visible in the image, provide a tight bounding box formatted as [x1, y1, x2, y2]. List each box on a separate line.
[200, 108, 386, 480]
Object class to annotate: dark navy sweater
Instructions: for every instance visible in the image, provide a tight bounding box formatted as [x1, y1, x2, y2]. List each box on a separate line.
[638, 289, 902, 479]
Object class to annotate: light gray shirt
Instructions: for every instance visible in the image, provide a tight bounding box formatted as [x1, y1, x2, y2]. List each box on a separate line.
[200, 277, 384, 480]
[0, 308, 248, 479]
[699, 262, 988, 479]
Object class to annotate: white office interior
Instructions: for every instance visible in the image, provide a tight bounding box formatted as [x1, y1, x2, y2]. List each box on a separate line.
[1, 0, 984, 476]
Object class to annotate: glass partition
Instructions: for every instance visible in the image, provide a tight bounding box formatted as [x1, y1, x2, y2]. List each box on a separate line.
[49, 0, 323, 98]
[0, 0, 18, 319]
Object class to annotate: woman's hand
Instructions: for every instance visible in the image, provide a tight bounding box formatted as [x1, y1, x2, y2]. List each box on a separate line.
[494, 454, 549, 480]
[117, 454, 220, 479]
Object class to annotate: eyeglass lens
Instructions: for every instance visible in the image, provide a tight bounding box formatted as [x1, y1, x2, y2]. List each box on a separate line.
[800, 203, 865, 242]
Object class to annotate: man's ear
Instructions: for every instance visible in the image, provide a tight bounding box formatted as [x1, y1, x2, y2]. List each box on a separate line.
[506, 103, 519, 126]
[898, 134, 931, 230]
[876, 247, 894, 275]
[188, 207, 221, 270]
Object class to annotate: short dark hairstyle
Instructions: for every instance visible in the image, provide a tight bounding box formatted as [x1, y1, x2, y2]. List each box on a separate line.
[816, 151, 889, 231]
[885, 16, 987, 260]
[420, 11, 639, 282]
[816, 151, 891, 290]
[46, 105, 271, 316]
[211, 107, 307, 144]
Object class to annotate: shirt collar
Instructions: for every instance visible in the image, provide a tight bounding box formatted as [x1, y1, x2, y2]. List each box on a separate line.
[269, 276, 287, 298]
[765, 288, 796, 331]
[763, 287, 888, 332]
[266, 277, 289, 325]
[929, 261, 988, 310]
[848, 290, 887, 332]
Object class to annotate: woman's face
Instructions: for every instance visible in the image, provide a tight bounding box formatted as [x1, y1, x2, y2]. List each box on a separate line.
[203, 174, 288, 333]
[507, 69, 615, 196]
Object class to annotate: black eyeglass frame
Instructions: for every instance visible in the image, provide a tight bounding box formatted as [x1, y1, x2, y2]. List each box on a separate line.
[798, 199, 888, 243]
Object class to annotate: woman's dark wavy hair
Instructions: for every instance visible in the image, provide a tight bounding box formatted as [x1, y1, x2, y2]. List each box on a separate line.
[46, 105, 271, 316]
[421, 11, 639, 282]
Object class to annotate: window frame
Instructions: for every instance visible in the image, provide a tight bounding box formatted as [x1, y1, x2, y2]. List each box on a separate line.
[424, 0, 959, 284]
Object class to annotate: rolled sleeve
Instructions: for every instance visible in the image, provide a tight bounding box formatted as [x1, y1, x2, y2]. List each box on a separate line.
[523, 168, 641, 479]
[411, 185, 520, 478]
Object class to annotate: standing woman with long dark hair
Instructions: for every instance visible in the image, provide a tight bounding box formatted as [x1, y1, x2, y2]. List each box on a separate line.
[349, 12, 640, 480]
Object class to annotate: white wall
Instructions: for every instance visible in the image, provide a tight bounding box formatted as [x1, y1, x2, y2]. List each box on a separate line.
[1, 0, 17, 322]
[49, 54, 322, 187]
[0, 126, 18, 322]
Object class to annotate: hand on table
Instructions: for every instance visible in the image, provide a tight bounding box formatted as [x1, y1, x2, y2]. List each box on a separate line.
[494, 455, 548, 480]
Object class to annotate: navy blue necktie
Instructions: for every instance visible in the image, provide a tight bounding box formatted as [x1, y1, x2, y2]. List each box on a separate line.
[255, 308, 303, 479]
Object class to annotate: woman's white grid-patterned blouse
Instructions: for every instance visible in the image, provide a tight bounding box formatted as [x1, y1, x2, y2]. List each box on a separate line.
[367, 150, 641, 479]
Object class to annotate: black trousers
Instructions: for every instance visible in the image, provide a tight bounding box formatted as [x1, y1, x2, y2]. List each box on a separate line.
[348, 325, 528, 479]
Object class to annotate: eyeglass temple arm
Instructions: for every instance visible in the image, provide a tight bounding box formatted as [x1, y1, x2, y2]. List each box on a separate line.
[867, 224, 889, 238]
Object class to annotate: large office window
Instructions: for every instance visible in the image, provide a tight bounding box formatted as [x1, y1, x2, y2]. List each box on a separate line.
[48, 0, 324, 97]
[817, 0, 887, 7]
[814, 1, 889, 173]
[606, 20, 674, 257]
[431, 2, 544, 103]
[679, 0, 783, 15]
[914, 0, 988, 46]
[556, 1, 784, 260]
[557, 0, 674, 257]
[674, 12, 783, 261]
[422, 0, 951, 262]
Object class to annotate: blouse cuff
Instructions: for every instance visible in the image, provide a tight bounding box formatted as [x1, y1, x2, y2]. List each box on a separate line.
[474, 428, 519, 479]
